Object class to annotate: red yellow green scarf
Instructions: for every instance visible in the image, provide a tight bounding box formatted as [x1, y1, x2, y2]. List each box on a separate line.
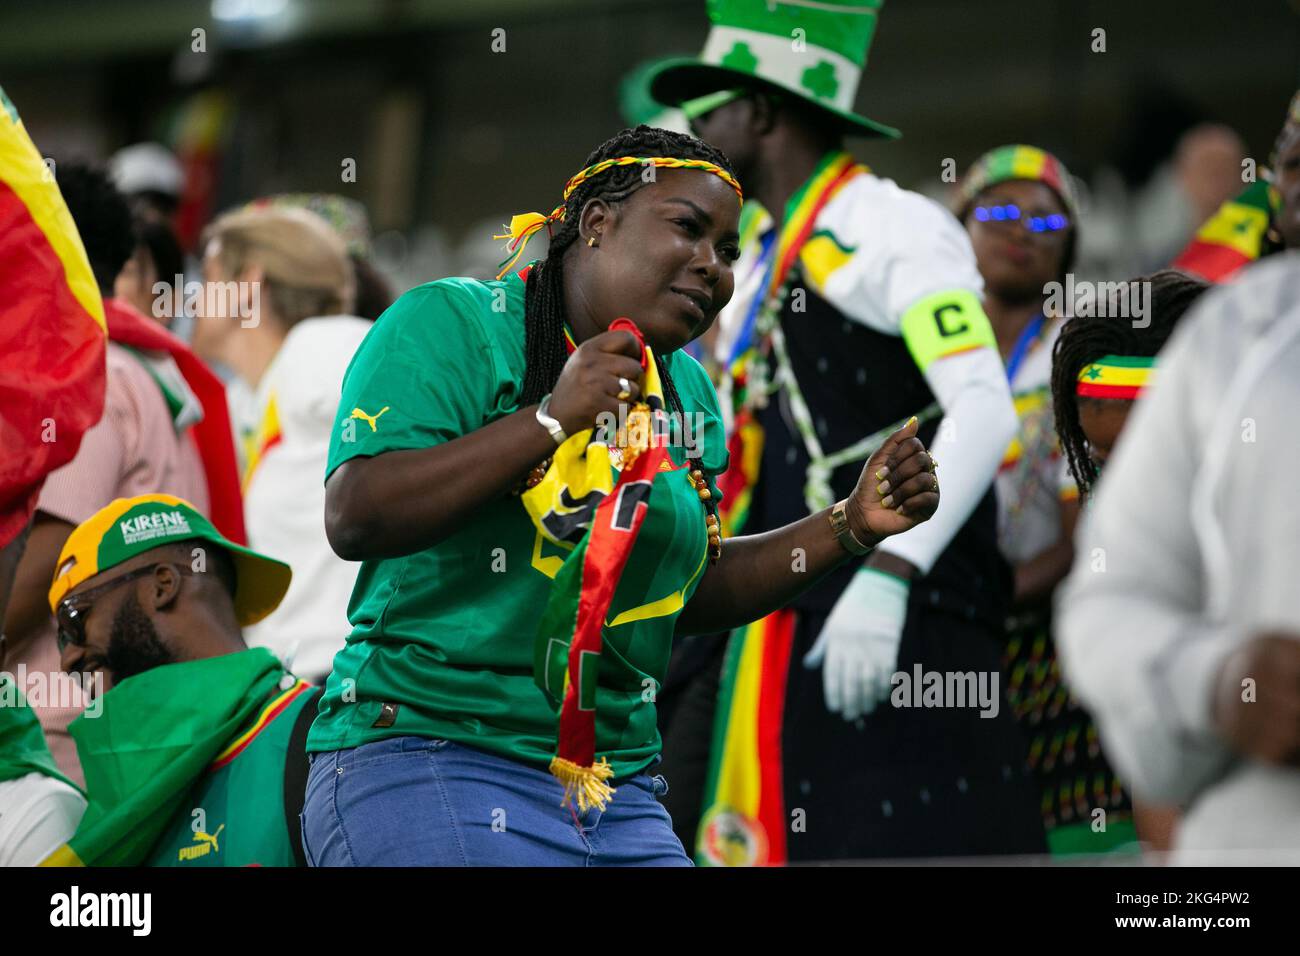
[719, 151, 865, 536]
[696, 609, 797, 866]
[697, 153, 866, 865]
[522, 318, 671, 811]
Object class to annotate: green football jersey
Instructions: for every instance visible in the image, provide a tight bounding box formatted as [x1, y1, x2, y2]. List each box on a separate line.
[147, 681, 318, 867]
[307, 272, 730, 779]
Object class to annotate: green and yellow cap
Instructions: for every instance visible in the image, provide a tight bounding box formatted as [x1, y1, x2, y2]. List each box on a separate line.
[48, 494, 291, 626]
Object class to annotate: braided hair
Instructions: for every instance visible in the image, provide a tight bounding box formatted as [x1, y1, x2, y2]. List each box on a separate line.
[519, 125, 736, 517]
[1050, 269, 1209, 496]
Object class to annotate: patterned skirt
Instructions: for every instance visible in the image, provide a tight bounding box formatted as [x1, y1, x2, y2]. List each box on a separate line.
[1001, 608, 1137, 855]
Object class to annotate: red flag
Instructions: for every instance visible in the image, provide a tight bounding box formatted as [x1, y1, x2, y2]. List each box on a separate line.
[0, 87, 107, 547]
[103, 298, 246, 545]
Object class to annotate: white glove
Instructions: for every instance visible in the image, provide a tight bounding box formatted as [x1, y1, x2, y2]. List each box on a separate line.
[803, 567, 910, 721]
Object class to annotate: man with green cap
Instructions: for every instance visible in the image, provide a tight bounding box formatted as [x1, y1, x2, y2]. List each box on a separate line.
[650, 0, 1044, 863]
[36, 493, 319, 867]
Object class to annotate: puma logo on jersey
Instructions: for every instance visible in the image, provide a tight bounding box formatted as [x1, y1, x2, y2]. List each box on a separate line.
[349, 406, 390, 432]
[179, 823, 224, 862]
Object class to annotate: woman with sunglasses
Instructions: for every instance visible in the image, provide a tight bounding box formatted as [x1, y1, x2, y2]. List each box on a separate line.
[954, 145, 1131, 855]
[301, 126, 940, 866]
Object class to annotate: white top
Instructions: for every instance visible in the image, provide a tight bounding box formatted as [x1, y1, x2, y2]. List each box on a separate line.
[715, 172, 987, 359]
[713, 168, 1016, 575]
[240, 316, 372, 681]
[1056, 253, 1300, 859]
[993, 317, 1078, 566]
[0, 773, 86, 866]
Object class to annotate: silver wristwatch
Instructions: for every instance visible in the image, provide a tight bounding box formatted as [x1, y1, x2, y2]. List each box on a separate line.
[536, 393, 568, 445]
[830, 499, 874, 556]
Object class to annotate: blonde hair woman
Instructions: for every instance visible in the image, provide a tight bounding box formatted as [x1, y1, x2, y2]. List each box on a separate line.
[195, 206, 371, 683]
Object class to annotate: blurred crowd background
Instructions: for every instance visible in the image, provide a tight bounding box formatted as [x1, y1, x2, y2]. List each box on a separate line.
[4, 0, 1297, 295]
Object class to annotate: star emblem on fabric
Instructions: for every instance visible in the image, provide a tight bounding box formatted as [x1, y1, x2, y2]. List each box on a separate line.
[721, 41, 759, 72]
[1082, 365, 1103, 381]
[801, 60, 839, 100]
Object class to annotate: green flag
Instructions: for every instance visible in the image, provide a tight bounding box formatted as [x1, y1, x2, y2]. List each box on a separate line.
[0, 676, 80, 792]
[41, 648, 283, 866]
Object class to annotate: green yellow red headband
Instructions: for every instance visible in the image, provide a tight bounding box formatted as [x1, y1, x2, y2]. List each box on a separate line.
[1076, 354, 1155, 399]
[494, 155, 743, 279]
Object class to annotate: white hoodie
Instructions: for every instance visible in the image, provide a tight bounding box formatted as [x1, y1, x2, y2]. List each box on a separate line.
[241, 316, 372, 682]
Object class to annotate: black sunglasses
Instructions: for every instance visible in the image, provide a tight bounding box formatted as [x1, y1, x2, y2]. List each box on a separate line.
[55, 563, 190, 653]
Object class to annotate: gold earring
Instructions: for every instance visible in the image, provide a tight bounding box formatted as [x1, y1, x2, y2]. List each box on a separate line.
[587, 236, 597, 247]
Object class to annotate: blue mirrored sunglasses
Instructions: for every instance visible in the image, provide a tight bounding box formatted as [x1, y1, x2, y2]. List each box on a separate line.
[973, 204, 1070, 234]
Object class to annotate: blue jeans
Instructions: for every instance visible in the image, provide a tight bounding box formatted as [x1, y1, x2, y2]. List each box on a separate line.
[301, 736, 692, 866]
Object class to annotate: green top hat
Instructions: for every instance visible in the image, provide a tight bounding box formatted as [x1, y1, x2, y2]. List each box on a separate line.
[648, 0, 900, 139]
[620, 57, 690, 131]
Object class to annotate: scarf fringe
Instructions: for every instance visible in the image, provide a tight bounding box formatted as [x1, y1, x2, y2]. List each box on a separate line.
[549, 756, 616, 813]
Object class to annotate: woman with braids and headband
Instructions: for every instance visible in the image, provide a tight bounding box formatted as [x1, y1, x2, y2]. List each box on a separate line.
[1051, 269, 1208, 498]
[300, 126, 940, 866]
[1049, 268, 1208, 853]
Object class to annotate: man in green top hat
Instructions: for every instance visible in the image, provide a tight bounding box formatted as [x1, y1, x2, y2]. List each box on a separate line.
[649, 0, 899, 140]
[38, 493, 321, 867]
[650, 0, 1044, 863]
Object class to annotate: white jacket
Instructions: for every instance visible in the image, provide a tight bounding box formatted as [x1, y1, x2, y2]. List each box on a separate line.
[242, 316, 372, 681]
[1057, 253, 1300, 861]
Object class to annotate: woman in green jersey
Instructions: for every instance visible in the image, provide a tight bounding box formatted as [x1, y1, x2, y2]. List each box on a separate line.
[301, 126, 940, 866]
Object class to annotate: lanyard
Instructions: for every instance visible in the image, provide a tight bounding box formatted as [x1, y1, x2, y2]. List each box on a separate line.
[1004, 312, 1045, 386]
[726, 229, 778, 370]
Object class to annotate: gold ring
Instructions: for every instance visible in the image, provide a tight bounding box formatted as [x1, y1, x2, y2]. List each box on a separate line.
[932, 473, 940, 492]
[928, 454, 938, 472]
[617, 377, 632, 401]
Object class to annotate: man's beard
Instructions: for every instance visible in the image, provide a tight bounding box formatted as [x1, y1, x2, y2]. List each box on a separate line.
[103, 592, 177, 685]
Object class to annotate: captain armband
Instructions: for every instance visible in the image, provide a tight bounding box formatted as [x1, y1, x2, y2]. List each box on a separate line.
[898, 288, 997, 373]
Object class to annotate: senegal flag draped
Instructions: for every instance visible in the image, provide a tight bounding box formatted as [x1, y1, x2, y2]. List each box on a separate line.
[696, 609, 796, 866]
[523, 318, 670, 811]
[39, 649, 284, 867]
[0, 86, 107, 548]
[1172, 179, 1280, 282]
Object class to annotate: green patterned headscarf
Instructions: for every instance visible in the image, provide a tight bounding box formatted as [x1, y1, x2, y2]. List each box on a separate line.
[955, 144, 1080, 222]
